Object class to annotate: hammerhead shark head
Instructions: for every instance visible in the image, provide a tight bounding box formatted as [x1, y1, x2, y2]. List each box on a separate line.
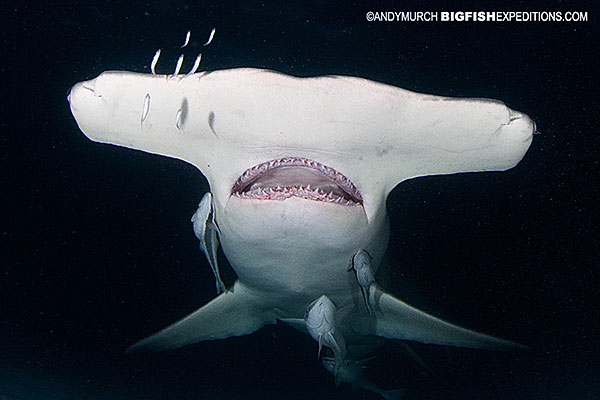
[68, 67, 533, 391]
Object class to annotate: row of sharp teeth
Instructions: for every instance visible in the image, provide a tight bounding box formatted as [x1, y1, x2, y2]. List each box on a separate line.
[240, 159, 324, 181]
[232, 185, 357, 206]
[234, 157, 359, 200]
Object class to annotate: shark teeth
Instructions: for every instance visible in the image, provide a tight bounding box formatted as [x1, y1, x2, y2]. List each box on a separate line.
[231, 157, 363, 205]
[233, 185, 358, 206]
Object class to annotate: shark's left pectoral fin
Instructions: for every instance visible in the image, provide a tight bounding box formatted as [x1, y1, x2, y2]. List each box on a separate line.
[127, 281, 275, 353]
[353, 286, 529, 351]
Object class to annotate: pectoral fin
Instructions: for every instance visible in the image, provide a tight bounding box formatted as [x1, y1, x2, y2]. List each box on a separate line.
[317, 335, 324, 359]
[360, 285, 373, 315]
[325, 331, 346, 359]
[206, 226, 227, 293]
[353, 286, 528, 350]
[127, 281, 274, 353]
[400, 343, 436, 376]
[323, 331, 347, 377]
[335, 372, 343, 387]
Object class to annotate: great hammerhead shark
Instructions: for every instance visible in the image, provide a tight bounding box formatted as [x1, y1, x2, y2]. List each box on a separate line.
[68, 67, 533, 392]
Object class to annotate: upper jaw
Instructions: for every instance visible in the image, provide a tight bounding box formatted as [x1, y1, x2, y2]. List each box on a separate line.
[231, 157, 363, 206]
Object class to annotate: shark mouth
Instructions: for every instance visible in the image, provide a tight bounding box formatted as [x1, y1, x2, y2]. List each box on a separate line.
[231, 157, 362, 206]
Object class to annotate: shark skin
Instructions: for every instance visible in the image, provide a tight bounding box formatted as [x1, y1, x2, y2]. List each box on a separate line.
[68, 69, 533, 362]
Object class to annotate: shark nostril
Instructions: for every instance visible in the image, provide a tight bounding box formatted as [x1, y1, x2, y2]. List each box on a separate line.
[79, 79, 103, 97]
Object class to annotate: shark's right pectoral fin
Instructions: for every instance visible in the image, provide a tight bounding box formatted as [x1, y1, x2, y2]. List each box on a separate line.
[353, 286, 529, 351]
[127, 281, 275, 353]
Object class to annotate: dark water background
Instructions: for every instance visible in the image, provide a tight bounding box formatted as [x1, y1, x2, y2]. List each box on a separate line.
[2, 1, 599, 399]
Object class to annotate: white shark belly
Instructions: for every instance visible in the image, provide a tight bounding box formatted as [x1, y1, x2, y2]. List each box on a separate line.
[217, 197, 390, 314]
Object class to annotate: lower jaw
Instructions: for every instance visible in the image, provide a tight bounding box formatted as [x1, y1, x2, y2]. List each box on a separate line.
[233, 185, 359, 206]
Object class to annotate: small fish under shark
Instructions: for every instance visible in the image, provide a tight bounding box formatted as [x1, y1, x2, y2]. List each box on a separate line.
[191, 192, 226, 294]
[305, 295, 347, 376]
[322, 356, 406, 400]
[68, 61, 533, 397]
[349, 249, 375, 315]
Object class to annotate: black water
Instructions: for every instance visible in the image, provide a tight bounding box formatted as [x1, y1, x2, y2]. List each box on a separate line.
[2, 1, 599, 399]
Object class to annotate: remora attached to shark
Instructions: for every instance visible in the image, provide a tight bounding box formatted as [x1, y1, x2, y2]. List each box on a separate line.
[68, 66, 533, 390]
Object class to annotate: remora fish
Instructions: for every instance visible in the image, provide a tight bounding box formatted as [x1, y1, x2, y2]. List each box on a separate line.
[191, 192, 226, 294]
[305, 295, 346, 375]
